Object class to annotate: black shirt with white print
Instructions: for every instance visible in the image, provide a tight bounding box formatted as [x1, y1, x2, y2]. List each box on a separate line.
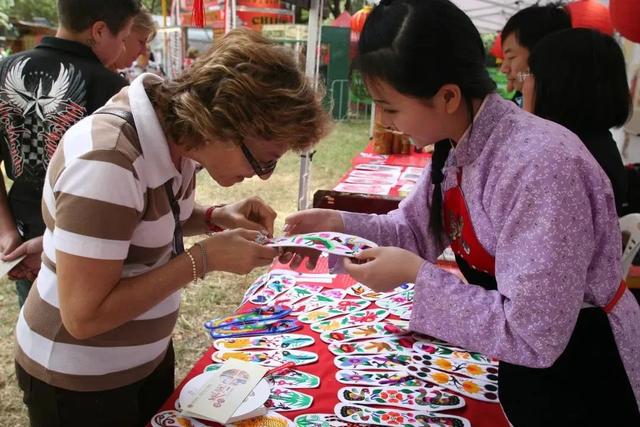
[0, 37, 127, 239]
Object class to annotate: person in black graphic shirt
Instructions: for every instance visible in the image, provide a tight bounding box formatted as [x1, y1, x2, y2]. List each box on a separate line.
[0, 0, 140, 306]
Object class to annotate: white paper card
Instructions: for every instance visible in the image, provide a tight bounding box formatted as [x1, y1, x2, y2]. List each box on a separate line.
[180, 359, 269, 424]
[0, 255, 26, 278]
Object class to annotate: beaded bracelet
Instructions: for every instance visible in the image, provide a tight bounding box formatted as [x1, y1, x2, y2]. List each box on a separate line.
[185, 248, 199, 286]
[194, 241, 207, 280]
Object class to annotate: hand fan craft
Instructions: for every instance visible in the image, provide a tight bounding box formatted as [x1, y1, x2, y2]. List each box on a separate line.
[266, 232, 377, 257]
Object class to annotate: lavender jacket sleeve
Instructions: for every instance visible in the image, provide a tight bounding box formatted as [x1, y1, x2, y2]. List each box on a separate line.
[342, 145, 614, 368]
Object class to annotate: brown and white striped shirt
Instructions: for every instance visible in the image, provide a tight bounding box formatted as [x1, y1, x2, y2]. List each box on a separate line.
[15, 74, 197, 391]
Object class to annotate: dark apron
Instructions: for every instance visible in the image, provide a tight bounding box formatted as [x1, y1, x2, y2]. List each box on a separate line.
[443, 171, 639, 426]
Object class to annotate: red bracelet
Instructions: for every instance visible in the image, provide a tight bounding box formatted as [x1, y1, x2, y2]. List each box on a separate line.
[205, 205, 225, 232]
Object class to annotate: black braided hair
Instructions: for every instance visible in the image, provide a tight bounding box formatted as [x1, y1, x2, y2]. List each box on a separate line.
[429, 139, 453, 240]
[429, 96, 475, 241]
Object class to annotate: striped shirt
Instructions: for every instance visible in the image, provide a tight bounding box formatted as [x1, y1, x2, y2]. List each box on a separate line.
[15, 74, 197, 391]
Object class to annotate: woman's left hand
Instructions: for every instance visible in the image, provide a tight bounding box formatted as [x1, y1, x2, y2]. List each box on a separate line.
[4, 236, 43, 282]
[213, 197, 277, 236]
[343, 246, 424, 292]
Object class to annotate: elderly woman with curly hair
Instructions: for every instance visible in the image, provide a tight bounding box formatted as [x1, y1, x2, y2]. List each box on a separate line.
[14, 28, 330, 427]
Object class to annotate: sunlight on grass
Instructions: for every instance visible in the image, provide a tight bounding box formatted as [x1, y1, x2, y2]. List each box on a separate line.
[0, 121, 369, 425]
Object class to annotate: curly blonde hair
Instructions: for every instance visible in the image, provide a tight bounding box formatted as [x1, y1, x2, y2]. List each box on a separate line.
[148, 28, 331, 152]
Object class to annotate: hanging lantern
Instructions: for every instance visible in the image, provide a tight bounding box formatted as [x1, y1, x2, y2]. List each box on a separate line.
[490, 33, 503, 60]
[565, 0, 614, 35]
[610, 0, 640, 42]
[191, 0, 206, 28]
[351, 4, 373, 34]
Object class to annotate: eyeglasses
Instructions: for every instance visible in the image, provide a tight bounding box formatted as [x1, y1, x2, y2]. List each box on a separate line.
[240, 142, 278, 177]
[516, 71, 532, 83]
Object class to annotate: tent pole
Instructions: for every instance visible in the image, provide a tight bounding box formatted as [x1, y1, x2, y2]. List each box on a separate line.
[369, 101, 376, 138]
[162, 0, 168, 27]
[224, 0, 237, 32]
[298, 0, 323, 211]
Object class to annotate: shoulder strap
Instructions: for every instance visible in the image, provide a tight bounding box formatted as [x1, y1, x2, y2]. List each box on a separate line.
[93, 108, 136, 130]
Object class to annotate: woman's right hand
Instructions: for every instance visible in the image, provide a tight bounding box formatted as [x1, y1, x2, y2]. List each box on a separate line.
[283, 208, 345, 236]
[279, 208, 345, 269]
[204, 229, 278, 275]
[0, 228, 21, 257]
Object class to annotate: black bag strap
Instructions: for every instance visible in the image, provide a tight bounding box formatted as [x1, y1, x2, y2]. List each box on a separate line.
[93, 108, 185, 256]
[93, 108, 136, 129]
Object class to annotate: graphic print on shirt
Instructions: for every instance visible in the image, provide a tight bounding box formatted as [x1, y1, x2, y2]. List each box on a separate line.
[0, 57, 86, 179]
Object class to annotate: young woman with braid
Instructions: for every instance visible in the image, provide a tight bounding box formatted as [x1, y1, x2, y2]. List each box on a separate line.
[280, 0, 640, 424]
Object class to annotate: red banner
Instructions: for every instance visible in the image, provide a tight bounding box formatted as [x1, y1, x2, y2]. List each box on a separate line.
[179, 0, 293, 30]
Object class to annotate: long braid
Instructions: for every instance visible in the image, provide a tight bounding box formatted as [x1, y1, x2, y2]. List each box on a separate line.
[429, 139, 453, 243]
[429, 96, 475, 243]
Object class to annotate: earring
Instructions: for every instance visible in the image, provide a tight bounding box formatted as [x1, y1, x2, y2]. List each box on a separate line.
[87, 38, 96, 47]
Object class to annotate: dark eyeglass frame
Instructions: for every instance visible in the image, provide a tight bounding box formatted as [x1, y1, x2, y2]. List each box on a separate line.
[240, 142, 278, 177]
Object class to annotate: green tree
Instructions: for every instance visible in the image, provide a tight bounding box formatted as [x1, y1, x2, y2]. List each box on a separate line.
[5, 0, 57, 26]
[141, 0, 163, 15]
[0, 0, 163, 28]
[0, 1, 13, 29]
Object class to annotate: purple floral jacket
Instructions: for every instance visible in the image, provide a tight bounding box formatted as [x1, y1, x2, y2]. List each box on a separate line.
[340, 94, 640, 407]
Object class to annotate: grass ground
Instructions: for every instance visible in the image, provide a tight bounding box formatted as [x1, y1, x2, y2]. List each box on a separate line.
[0, 121, 369, 425]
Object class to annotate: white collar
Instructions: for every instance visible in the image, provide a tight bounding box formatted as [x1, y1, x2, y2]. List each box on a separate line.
[455, 96, 489, 146]
[129, 73, 181, 188]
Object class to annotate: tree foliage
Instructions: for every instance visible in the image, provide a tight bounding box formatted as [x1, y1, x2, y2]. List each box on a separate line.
[3, 0, 57, 26]
[141, 0, 163, 15]
[0, 0, 163, 27]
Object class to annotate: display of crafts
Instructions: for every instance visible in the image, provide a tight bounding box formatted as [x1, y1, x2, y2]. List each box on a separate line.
[333, 163, 416, 196]
[265, 232, 377, 257]
[176, 270, 499, 426]
[292, 281, 500, 426]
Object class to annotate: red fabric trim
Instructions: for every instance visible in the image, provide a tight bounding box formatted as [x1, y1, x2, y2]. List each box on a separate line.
[604, 280, 628, 314]
[443, 172, 496, 275]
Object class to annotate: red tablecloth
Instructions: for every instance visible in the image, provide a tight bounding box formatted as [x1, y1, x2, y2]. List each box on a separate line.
[335, 141, 432, 198]
[152, 258, 509, 427]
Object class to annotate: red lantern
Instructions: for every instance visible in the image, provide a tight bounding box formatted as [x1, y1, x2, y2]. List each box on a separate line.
[610, 0, 640, 42]
[565, 0, 614, 35]
[191, 0, 205, 28]
[490, 33, 503, 60]
[351, 4, 373, 34]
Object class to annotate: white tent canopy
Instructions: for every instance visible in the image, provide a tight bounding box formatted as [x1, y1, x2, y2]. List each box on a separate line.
[418, 0, 608, 34]
[452, 0, 542, 33]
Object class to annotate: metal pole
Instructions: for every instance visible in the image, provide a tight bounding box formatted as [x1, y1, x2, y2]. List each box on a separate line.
[224, 0, 237, 32]
[369, 101, 376, 138]
[171, 0, 178, 26]
[232, 0, 238, 29]
[297, 0, 323, 211]
[162, 0, 168, 27]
